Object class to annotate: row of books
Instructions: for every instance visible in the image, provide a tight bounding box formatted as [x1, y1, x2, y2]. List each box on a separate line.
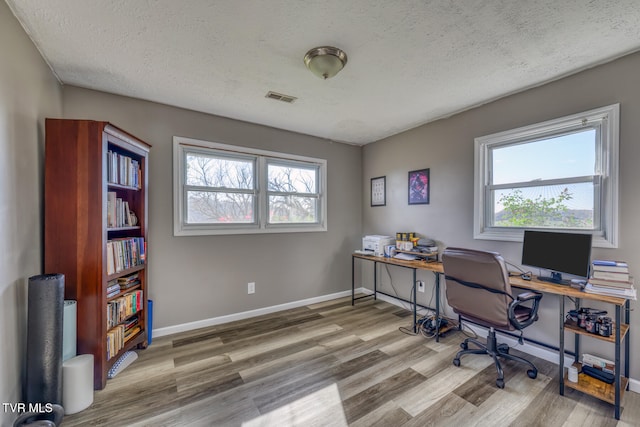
[106, 280, 121, 298]
[585, 260, 636, 299]
[106, 323, 140, 361]
[106, 273, 141, 299]
[107, 192, 137, 228]
[107, 150, 141, 188]
[582, 353, 614, 374]
[106, 237, 146, 275]
[106, 324, 125, 361]
[107, 289, 143, 329]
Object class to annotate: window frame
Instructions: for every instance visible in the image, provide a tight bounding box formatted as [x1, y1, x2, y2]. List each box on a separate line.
[174, 136, 327, 236]
[473, 104, 619, 248]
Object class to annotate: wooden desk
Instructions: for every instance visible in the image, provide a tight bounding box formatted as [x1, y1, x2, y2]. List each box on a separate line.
[352, 254, 631, 419]
[351, 254, 443, 340]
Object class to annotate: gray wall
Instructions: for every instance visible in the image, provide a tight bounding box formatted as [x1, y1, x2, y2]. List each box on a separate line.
[0, 2, 63, 425]
[62, 87, 363, 329]
[362, 51, 640, 380]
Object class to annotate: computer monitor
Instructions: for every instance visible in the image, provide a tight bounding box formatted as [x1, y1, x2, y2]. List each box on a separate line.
[521, 230, 592, 285]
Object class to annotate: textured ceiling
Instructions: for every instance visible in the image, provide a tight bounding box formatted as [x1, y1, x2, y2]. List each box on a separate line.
[7, 0, 640, 145]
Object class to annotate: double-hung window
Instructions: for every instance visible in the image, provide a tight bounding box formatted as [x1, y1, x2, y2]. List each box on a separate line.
[474, 104, 619, 248]
[174, 137, 327, 236]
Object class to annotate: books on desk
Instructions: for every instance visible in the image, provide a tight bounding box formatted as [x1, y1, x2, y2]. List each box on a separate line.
[585, 260, 636, 299]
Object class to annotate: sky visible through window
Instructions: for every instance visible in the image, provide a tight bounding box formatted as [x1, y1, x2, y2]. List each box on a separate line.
[492, 129, 596, 212]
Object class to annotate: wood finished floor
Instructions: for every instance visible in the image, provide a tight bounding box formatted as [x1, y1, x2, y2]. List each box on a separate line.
[61, 296, 640, 426]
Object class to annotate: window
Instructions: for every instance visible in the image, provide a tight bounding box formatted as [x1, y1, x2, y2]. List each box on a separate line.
[474, 104, 619, 248]
[174, 137, 327, 236]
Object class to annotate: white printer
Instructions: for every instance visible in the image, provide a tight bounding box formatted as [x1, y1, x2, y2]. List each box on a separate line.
[362, 235, 395, 256]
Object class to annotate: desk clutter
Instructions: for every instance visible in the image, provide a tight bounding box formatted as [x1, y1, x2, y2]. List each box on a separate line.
[359, 233, 439, 262]
[392, 232, 438, 261]
[585, 259, 636, 300]
[573, 353, 616, 384]
[566, 307, 612, 337]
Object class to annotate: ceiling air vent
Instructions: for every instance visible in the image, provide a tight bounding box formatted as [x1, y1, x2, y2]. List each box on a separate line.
[265, 91, 297, 103]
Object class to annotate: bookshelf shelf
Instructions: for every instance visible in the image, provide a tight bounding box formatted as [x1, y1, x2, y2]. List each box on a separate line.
[107, 284, 142, 303]
[108, 182, 140, 191]
[107, 226, 141, 232]
[45, 119, 151, 390]
[107, 264, 146, 282]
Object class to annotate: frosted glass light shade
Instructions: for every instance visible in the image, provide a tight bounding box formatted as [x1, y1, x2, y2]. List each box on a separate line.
[304, 46, 348, 79]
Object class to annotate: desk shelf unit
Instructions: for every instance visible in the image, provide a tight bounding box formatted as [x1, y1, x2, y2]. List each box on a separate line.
[562, 316, 630, 411]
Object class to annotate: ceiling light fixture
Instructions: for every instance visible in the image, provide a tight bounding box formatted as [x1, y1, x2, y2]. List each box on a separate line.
[304, 46, 348, 80]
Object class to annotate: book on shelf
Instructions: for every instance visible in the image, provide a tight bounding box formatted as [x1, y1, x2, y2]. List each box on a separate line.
[106, 237, 145, 275]
[107, 150, 141, 189]
[107, 193, 136, 229]
[582, 353, 615, 374]
[118, 273, 141, 290]
[107, 289, 144, 329]
[591, 270, 630, 281]
[587, 276, 634, 289]
[591, 260, 629, 273]
[584, 283, 636, 300]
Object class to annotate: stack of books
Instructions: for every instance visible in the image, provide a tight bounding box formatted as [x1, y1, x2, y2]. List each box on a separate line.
[585, 260, 636, 299]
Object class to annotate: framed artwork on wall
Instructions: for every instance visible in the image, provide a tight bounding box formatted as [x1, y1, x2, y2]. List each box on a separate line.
[371, 176, 386, 207]
[408, 168, 430, 205]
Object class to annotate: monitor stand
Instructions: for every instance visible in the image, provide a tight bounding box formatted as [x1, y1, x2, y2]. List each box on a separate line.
[537, 271, 570, 285]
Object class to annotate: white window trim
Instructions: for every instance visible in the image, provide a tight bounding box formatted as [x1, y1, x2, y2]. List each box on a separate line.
[173, 136, 327, 236]
[473, 104, 619, 248]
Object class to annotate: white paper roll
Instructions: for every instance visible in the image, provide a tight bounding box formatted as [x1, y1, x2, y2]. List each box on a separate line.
[62, 354, 94, 414]
[63, 300, 77, 361]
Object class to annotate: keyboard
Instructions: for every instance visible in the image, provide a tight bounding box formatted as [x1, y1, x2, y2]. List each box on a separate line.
[393, 252, 418, 261]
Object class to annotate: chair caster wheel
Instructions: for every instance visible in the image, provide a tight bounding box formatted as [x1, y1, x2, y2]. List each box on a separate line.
[453, 358, 461, 367]
[496, 378, 505, 389]
[460, 342, 468, 350]
[498, 343, 509, 354]
[527, 369, 538, 379]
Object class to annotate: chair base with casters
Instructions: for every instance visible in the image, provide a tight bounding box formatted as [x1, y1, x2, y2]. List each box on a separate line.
[453, 327, 537, 389]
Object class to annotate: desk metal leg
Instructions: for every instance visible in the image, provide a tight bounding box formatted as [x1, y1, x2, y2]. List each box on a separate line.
[625, 300, 630, 381]
[373, 261, 378, 301]
[615, 305, 621, 420]
[559, 295, 565, 395]
[435, 272, 440, 343]
[574, 298, 580, 364]
[351, 256, 355, 306]
[412, 269, 417, 333]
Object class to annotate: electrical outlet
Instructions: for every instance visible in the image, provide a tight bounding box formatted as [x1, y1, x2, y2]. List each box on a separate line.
[417, 280, 425, 293]
[248, 282, 255, 294]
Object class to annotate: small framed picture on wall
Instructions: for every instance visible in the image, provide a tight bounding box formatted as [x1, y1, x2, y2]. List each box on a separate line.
[371, 176, 386, 207]
[408, 168, 429, 205]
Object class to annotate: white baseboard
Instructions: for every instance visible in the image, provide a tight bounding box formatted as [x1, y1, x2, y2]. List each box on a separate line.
[153, 289, 353, 338]
[153, 286, 639, 394]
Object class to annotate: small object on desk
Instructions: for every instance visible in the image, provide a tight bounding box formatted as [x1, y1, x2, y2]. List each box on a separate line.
[521, 273, 531, 281]
[393, 252, 418, 261]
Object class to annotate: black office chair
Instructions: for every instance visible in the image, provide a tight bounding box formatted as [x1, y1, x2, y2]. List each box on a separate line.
[442, 247, 543, 388]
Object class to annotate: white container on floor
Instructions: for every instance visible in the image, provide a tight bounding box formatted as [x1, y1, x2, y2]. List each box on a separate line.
[62, 354, 94, 414]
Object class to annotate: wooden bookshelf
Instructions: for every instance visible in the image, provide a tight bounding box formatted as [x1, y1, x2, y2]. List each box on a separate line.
[44, 119, 151, 389]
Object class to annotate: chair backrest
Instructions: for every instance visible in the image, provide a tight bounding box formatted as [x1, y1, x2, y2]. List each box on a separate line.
[442, 247, 514, 330]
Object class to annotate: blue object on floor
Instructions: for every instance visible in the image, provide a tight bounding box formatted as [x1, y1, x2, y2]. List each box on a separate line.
[147, 299, 153, 345]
